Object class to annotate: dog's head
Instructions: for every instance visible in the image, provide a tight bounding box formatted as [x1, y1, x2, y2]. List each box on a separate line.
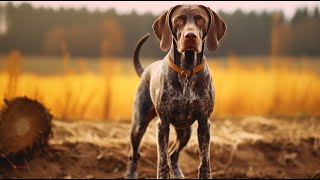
[152, 4, 226, 53]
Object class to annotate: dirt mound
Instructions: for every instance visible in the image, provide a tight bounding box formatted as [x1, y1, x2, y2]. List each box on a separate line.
[1, 116, 320, 179]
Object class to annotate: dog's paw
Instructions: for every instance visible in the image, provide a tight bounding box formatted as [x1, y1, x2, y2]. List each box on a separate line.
[198, 167, 211, 179]
[198, 172, 212, 179]
[124, 170, 137, 179]
[158, 174, 170, 179]
[171, 165, 185, 179]
[158, 165, 171, 179]
[124, 174, 137, 179]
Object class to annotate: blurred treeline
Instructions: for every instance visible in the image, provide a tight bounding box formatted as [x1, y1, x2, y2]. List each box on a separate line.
[0, 2, 320, 58]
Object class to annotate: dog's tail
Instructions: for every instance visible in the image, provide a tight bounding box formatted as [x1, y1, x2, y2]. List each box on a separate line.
[133, 33, 150, 78]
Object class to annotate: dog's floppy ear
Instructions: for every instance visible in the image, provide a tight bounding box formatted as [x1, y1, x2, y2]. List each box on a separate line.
[205, 7, 227, 51]
[152, 6, 179, 52]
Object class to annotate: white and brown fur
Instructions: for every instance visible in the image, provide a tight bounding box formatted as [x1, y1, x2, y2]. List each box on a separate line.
[125, 4, 226, 179]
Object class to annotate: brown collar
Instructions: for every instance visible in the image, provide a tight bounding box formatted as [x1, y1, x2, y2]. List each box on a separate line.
[167, 56, 206, 77]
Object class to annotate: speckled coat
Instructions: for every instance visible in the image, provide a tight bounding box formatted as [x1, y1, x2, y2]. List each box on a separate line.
[125, 4, 226, 179]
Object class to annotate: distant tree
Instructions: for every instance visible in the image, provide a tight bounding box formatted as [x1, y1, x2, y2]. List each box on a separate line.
[100, 18, 124, 57]
[65, 22, 101, 57]
[43, 25, 67, 55]
[292, 7, 309, 24]
[314, 6, 320, 19]
[0, 2, 319, 57]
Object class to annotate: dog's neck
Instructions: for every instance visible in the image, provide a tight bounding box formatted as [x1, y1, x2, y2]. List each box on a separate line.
[169, 42, 204, 71]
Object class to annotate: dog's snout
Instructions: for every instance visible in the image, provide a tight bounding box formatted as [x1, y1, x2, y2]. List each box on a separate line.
[184, 32, 197, 40]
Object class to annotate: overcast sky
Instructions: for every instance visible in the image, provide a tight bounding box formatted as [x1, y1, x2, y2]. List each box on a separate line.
[3, 1, 320, 19]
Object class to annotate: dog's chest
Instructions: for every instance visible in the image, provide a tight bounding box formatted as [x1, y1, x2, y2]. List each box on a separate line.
[157, 76, 214, 128]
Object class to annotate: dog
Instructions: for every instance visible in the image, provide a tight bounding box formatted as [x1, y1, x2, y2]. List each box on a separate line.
[125, 4, 226, 179]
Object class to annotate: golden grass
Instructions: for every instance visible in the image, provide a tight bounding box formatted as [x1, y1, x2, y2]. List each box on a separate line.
[210, 55, 320, 117]
[0, 51, 319, 121]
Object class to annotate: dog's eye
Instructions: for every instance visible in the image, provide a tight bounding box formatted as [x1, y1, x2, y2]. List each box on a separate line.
[175, 18, 184, 25]
[197, 18, 206, 25]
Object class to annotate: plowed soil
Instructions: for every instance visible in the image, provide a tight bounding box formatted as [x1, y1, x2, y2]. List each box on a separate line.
[1, 116, 320, 179]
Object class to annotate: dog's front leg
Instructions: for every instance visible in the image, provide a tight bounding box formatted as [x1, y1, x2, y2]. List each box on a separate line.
[156, 118, 170, 179]
[197, 119, 212, 179]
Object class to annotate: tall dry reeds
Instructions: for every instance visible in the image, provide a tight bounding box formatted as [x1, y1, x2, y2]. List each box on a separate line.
[0, 50, 319, 121]
[5, 50, 21, 100]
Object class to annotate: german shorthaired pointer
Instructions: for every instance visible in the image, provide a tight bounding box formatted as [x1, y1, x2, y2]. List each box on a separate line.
[125, 4, 226, 179]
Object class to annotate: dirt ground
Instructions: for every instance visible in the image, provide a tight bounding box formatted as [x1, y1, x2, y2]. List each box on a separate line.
[1, 116, 320, 179]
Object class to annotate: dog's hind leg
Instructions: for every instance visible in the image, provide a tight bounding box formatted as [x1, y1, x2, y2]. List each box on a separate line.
[125, 83, 156, 179]
[169, 126, 192, 178]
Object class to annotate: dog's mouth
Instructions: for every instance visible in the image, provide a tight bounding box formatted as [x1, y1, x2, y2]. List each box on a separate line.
[180, 44, 201, 53]
[179, 40, 201, 53]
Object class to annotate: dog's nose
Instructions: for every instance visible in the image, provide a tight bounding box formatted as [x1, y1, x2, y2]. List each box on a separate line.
[184, 32, 197, 40]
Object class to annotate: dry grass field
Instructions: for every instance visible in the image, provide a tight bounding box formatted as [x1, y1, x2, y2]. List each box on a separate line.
[0, 51, 319, 120]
